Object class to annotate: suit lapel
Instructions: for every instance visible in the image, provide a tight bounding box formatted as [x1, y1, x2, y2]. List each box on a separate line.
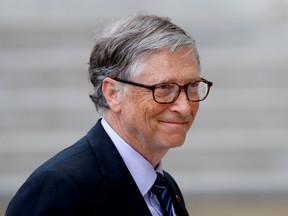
[87, 120, 152, 216]
[164, 171, 190, 216]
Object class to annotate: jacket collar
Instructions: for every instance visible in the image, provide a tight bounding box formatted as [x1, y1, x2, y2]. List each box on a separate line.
[164, 171, 190, 216]
[87, 119, 152, 216]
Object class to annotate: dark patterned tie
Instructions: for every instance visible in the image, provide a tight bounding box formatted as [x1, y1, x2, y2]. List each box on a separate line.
[151, 172, 173, 216]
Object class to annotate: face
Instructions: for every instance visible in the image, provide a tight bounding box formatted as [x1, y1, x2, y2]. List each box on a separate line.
[116, 47, 200, 160]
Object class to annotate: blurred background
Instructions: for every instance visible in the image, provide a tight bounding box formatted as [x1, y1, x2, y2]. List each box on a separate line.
[1, 0, 288, 215]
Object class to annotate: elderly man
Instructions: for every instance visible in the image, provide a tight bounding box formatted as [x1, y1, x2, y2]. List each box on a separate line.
[6, 14, 212, 216]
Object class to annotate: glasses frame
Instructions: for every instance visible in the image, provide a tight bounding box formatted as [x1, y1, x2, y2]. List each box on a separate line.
[112, 77, 213, 104]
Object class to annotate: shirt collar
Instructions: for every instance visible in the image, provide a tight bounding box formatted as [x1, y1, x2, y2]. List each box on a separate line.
[101, 118, 161, 196]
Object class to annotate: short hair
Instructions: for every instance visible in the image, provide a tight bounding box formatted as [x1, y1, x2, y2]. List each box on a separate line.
[88, 14, 200, 113]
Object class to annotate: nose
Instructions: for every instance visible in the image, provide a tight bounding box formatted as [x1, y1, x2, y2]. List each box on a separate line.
[170, 90, 199, 116]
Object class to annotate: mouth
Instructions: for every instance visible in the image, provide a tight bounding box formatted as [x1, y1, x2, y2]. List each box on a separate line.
[159, 120, 190, 130]
[159, 117, 192, 124]
[161, 121, 188, 125]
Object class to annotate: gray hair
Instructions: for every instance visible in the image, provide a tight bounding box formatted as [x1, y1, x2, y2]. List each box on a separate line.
[88, 14, 200, 113]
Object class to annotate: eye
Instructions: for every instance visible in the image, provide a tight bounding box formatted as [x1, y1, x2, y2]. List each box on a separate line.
[154, 83, 178, 99]
[157, 83, 175, 90]
[188, 82, 199, 88]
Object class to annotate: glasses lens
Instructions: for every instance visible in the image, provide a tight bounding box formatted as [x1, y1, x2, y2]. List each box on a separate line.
[154, 83, 179, 103]
[187, 81, 208, 101]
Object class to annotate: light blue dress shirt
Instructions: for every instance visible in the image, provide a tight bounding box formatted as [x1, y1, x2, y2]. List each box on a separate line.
[101, 118, 176, 216]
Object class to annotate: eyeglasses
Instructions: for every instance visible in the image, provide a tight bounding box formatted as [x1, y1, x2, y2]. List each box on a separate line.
[113, 77, 213, 104]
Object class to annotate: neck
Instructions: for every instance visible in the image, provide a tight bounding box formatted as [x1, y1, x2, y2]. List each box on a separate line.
[104, 111, 168, 167]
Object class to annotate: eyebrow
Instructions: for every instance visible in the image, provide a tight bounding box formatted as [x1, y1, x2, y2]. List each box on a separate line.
[151, 76, 201, 85]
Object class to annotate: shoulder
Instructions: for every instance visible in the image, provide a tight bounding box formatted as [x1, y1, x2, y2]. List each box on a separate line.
[5, 133, 111, 215]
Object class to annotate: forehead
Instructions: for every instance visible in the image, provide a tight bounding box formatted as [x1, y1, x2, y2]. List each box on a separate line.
[137, 48, 200, 83]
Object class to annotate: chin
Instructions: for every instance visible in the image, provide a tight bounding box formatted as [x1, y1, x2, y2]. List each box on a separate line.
[165, 135, 186, 148]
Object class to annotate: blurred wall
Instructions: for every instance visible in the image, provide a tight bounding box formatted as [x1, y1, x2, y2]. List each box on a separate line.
[1, 0, 288, 215]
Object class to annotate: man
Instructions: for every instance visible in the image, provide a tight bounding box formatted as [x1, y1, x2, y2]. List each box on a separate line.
[6, 14, 212, 216]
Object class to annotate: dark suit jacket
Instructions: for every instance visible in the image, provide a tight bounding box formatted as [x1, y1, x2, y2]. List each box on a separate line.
[6, 120, 189, 216]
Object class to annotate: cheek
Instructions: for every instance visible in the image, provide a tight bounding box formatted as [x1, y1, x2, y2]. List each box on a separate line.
[131, 90, 155, 113]
[127, 90, 169, 126]
[193, 102, 200, 114]
[135, 95, 152, 108]
[135, 99, 157, 124]
[133, 94, 162, 126]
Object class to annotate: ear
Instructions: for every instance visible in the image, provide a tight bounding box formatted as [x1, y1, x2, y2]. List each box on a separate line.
[102, 77, 122, 112]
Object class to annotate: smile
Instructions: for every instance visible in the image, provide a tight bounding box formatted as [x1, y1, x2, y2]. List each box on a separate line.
[162, 121, 187, 125]
[159, 120, 190, 129]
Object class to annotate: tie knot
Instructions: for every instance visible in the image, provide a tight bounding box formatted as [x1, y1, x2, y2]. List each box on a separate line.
[151, 173, 168, 193]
